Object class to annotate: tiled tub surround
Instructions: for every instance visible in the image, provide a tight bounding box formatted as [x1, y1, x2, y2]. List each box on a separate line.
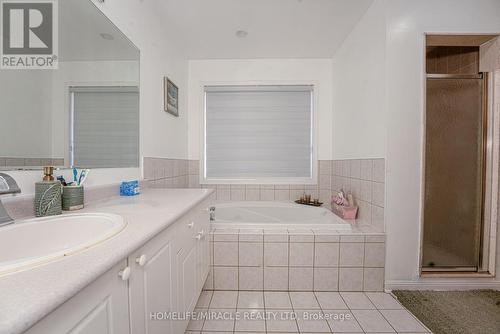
[146, 157, 387, 292]
[187, 159, 385, 227]
[331, 159, 385, 228]
[205, 229, 385, 292]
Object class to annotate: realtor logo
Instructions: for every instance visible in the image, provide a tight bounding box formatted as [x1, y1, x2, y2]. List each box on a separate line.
[1, 0, 58, 69]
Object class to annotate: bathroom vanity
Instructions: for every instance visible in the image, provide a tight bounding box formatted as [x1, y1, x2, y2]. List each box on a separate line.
[0, 189, 213, 334]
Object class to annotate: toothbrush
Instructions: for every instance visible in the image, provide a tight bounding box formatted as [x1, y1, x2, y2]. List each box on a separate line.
[77, 170, 84, 185]
[57, 176, 67, 186]
[78, 169, 90, 186]
[73, 168, 78, 183]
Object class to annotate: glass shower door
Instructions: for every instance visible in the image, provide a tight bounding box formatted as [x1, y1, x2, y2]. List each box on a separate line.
[422, 75, 485, 270]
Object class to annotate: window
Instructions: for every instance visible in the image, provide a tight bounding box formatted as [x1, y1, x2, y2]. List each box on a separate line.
[203, 85, 314, 183]
[70, 86, 140, 168]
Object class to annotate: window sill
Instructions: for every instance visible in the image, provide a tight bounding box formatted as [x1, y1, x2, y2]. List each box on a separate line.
[201, 177, 317, 185]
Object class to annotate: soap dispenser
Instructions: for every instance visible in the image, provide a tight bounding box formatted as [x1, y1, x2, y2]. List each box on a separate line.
[35, 167, 62, 217]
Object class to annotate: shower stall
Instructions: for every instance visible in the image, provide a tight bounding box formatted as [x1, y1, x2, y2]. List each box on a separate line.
[422, 40, 490, 272]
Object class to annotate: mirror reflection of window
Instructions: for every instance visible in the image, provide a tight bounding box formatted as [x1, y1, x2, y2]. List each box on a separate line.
[70, 87, 139, 168]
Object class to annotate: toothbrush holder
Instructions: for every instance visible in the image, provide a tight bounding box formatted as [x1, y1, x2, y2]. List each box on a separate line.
[62, 185, 84, 211]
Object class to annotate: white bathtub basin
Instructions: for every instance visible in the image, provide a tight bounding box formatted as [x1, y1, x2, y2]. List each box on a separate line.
[212, 201, 352, 230]
[0, 213, 126, 275]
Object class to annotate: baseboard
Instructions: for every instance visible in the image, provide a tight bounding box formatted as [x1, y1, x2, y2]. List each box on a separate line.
[386, 279, 500, 291]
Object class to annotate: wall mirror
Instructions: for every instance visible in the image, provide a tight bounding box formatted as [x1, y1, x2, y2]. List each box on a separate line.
[0, 0, 140, 170]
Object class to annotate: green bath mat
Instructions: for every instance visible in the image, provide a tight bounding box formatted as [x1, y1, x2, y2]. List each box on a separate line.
[392, 290, 500, 334]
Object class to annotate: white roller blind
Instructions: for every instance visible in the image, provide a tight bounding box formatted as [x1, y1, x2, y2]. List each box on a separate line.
[71, 87, 139, 168]
[205, 85, 313, 180]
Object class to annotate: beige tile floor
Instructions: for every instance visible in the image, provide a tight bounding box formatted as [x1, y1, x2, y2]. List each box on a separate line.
[186, 291, 431, 333]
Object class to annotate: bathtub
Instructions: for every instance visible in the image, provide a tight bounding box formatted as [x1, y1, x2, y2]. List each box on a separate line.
[212, 201, 351, 230]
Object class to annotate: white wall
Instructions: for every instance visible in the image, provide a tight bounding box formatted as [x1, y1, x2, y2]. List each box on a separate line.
[187, 59, 333, 161]
[0, 71, 53, 158]
[332, 0, 386, 160]
[333, 0, 500, 288]
[91, 0, 189, 160]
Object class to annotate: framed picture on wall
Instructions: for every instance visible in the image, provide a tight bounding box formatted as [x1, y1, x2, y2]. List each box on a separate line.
[164, 77, 179, 117]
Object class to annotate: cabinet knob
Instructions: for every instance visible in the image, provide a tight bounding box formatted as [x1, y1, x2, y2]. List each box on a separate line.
[187, 222, 194, 228]
[195, 233, 202, 240]
[119, 267, 131, 281]
[136, 254, 147, 267]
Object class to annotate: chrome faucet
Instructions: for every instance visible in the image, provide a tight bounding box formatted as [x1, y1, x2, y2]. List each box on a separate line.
[0, 173, 21, 227]
[209, 206, 216, 222]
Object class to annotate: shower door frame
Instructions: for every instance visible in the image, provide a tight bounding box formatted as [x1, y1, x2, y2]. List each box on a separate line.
[420, 72, 490, 273]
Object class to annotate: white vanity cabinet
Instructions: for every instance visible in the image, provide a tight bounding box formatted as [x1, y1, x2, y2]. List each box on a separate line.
[195, 208, 210, 289]
[128, 199, 210, 334]
[173, 203, 210, 333]
[25, 260, 131, 334]
[128, 225, 176, 334]
[24, 199, 211, 334]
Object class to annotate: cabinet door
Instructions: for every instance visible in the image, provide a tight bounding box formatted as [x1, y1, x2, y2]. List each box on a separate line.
[174, 239, 198, 333]
[25, 261, 130, 334]
[129, 232, 174, 334]
[195, 206, 210, 290]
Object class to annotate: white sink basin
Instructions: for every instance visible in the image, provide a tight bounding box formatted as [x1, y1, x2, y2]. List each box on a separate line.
[0, 213, 126, 275]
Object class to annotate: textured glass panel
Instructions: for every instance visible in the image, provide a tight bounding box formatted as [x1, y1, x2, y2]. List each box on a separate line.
[423, 78, 484, 268]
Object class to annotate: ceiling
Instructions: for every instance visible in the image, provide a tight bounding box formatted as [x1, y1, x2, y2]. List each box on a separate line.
[154, 0, 374, 59]
[59, 0, 139, 62]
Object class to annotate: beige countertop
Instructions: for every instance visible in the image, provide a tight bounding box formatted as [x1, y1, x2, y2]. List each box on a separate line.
[0, 188, 213, 334]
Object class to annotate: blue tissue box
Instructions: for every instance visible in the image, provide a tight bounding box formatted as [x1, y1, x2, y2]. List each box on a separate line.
[120, 180, 140, 196]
